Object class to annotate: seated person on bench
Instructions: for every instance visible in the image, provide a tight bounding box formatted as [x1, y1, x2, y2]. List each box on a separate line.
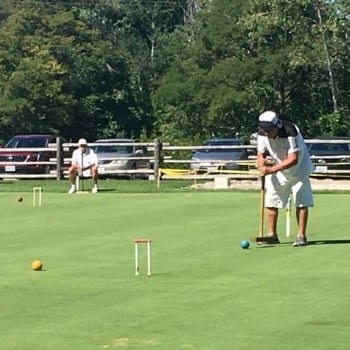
[68, 138, 98, 194]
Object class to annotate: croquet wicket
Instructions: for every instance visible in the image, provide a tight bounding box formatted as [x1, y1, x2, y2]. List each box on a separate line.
[134, 238, 152, 276]
[286, 195, 291, 237]
[33, 187, 42, 206]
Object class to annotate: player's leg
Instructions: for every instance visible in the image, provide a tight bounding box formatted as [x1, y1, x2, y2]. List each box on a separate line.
[292, 177, 314, 246]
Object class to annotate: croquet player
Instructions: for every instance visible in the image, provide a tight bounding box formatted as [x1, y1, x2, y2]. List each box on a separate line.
[257, 110, 314, 246]
[68, 138, 99, 194]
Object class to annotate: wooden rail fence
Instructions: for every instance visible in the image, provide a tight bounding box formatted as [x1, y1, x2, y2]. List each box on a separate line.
[0, 138, 349, 181]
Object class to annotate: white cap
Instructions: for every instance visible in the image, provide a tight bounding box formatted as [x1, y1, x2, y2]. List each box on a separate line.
[78, 138, 87, 146]
[258, 111, 282, 129]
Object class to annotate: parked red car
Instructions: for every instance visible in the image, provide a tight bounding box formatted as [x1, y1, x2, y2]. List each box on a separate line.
[0, 134, 58, 174]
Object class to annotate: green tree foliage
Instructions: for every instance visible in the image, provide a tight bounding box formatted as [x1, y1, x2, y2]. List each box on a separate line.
[0, 4, 75, 140]
[0, 0, 349, 143]
[153, 0, 350, 141]
[0, 0, 189, 142]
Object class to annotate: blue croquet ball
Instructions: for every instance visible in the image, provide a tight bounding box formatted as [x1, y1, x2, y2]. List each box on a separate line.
[240, 240, 250, 249]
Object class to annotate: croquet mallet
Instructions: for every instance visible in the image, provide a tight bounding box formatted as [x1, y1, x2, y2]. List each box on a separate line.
[251, 175, 275, 243]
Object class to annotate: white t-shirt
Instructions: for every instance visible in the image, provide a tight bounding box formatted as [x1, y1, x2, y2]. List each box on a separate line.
[257, 124, 314, 179]
[71, 148, 98, 176]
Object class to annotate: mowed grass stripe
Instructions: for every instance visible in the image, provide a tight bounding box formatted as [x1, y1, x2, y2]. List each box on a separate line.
[0, 192, 350, 349]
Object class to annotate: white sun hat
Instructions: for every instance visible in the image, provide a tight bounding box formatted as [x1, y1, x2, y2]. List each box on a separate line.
[258, 111, 282, 129]
[78, 138, 87, 145]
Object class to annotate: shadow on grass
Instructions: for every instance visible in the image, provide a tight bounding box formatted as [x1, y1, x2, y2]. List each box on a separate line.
[308, 239, 350, 245]
[95, 188, 119, 193]
[256, 239, 350, 248]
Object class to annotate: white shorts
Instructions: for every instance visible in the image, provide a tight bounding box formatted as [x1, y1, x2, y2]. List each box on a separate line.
[265, 173, 314, 208]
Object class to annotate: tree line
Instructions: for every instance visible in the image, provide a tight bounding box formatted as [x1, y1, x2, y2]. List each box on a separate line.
[0, 0, 349, 145]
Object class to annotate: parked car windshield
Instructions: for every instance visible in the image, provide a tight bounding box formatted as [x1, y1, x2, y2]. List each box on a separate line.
[200, 139, 243, 153]
[5, 137, 48, 148]
[307, 143, 350, 153]
[204, 139, 242, 146]
[94, 145, 133, 154]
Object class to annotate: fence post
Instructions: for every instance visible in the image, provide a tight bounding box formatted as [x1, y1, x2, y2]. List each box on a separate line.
[56, 137, 63, 180]
[153, 139, 162, 182]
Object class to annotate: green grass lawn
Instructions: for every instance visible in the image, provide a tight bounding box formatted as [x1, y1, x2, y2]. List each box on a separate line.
[1, 180, 350, 349]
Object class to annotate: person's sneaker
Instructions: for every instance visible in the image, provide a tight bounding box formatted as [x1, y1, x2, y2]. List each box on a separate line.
[91, 185, 98, 194]
[257, 234, 280, 245]
[68, 185, 76, 194]
[293, 235, 307, 247]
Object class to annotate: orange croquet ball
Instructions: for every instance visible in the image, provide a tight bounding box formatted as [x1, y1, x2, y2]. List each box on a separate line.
[31, 260, 43, 271]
